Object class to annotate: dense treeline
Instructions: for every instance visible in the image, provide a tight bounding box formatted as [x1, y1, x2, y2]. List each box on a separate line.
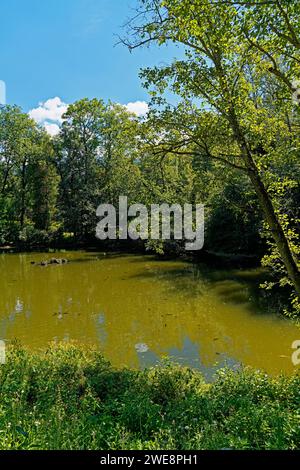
[1, 0, 300, 313]
[0, 99, 263, 254]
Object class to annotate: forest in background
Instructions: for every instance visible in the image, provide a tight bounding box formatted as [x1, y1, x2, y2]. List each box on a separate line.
[1, 0, 300, 315]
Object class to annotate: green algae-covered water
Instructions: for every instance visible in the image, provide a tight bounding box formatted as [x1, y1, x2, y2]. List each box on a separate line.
[1, 251, 299, 378]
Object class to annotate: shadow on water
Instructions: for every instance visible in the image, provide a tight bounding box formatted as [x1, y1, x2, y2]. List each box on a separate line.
[49, 248, 275, 317]
[126, 260, 274, 316]
[61, 252, 140, 264]
[26, 249, 283, 317]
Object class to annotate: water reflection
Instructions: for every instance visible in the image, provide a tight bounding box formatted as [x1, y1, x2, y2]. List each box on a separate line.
[0, 251, 299, 376]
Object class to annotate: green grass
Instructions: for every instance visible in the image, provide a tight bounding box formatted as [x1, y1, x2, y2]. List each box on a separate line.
[0, 343, 300, 450]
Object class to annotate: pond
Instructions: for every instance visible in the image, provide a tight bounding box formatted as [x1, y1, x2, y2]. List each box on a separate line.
[1, 251, 299, 378]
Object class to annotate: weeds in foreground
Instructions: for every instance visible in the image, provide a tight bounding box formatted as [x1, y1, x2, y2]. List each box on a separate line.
[0, 344, 300, 450]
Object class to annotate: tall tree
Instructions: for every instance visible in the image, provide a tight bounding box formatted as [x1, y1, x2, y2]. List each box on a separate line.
[0, 105, 57, 242]
[124, 0, 300, 295]
[56, 99, 141, 239]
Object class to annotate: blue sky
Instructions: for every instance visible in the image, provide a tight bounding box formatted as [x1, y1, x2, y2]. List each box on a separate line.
[0, 0, 179, 115]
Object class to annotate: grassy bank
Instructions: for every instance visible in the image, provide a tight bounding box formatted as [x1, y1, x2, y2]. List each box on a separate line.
[0, 344, 300, 450]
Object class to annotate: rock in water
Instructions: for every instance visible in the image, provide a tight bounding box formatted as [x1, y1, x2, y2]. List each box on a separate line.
[32, 258, 68, 267]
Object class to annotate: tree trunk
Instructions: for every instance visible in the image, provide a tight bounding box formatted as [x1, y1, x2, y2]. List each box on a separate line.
[247, 164, 300, 295]
[20, 159, 27, 230]
[229, 111, 300, 296]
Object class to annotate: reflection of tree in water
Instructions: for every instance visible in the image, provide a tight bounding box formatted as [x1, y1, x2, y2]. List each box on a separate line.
[0, 252, 298, 375]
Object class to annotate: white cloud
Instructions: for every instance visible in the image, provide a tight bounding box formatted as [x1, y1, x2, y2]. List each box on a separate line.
[29, 97, 149, 136]
[125, 101, 149, 117]
[29, 97, 68, 124]
[44, 122, 61, 137]
[29, 97, 68, 136]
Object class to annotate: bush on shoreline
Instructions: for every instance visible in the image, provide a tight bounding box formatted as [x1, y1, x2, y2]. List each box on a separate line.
[0, 344, 300, 450]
